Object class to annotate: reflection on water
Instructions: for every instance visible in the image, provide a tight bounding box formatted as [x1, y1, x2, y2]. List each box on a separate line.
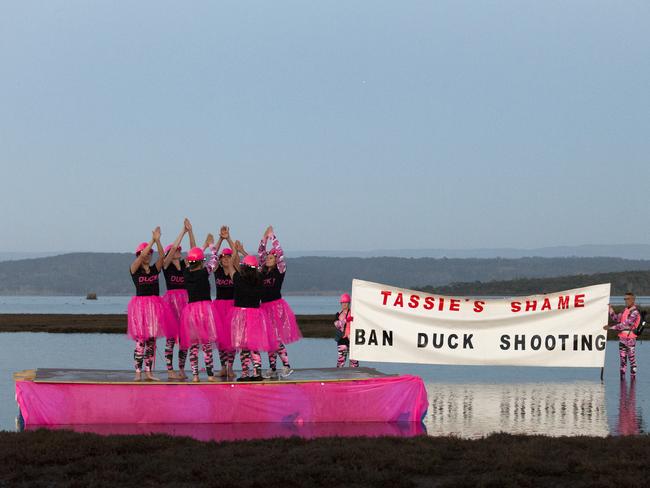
[424, 382, 609, 438]
[617, 379, 643, 436]
[24, 421, 426, 442]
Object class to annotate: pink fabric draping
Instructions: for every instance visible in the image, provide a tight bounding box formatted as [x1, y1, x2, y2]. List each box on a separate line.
[16, 376, 428, 426]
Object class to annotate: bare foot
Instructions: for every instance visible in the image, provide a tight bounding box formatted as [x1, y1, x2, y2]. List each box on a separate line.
[192, 375, 200, 383]
[217, 367, 227, 378]
[207, 376, 218, 382]
[167, 371, 180, 380]
[134, 372, 142, 382]
[178, 369, 188, 380]
[145, 373, 160, 382]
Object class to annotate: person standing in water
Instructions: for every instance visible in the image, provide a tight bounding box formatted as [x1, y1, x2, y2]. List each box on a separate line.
[334, 293, 358, 368]
[258, 226, 301, 378]
[228, 244, 273, 381]
[128, 226, 174, 381]
[212, 225, 238, 379]
[161, 219, 192, 380]
[606, 292, 641, 379]
[179, 231, 222, 382]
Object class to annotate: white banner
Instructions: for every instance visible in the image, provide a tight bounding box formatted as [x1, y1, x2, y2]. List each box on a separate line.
[350, 279, 610, 367]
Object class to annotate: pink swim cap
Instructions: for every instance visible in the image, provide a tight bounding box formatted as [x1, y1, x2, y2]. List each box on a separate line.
[242, 255, 259, 268]
[164, 244, 182, 255]
[268, 248, 280, 256]
[135, 242, 150, 256]
[187, 247, 205, 262]
[220, 248, 233, 257]
[340, 293, 351, 303]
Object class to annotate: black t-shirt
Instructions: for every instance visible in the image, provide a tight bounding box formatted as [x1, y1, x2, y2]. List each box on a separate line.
[214, 266, 235, 300]
[183, 267, 212, 303]
[233, 271, 262, 308]
[163, 261, 186, 290]
[261, 268, 285, 303]
[131, 264, 160, 297]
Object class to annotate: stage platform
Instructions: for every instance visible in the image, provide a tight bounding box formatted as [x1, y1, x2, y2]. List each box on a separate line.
[15, 368, 428, 427]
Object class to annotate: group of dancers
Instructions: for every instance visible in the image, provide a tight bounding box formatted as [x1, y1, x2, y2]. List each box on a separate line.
[127, 219, 303, 382]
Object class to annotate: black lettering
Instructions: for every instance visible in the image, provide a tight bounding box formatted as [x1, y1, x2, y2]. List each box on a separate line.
[558, 334, 569, 351]
[514, 335, 526, 351]
[448, 334, 459, 349]
[417, 333, 428, 348]
[463, 334, 474, 349]
[382, 330, 393, 346]
[581, 335, 593, 351]
[368, 329, 378, 346]
[531, 335, 541, 350]
[500, 335, 511, 350]
[545, 335, 556, 350]
[595, 334, 606, 351]
[432, 333, 444, 349]
[355, 329, 366, 345]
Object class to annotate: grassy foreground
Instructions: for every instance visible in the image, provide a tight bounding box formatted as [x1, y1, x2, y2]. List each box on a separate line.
[2, 430, 649, 487]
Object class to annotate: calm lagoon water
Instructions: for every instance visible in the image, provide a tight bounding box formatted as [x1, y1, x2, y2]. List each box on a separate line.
[2, 334, 648, 439]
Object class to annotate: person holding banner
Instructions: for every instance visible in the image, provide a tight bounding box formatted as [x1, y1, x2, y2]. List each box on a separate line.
[605, 292, 640, 379]
[334, 293, 359, 368]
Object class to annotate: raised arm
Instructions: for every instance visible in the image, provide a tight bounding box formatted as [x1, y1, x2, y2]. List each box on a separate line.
[229, 242, 242, 277]
[163, 225, 187, 269]
[258, 226, 271, 264]
[129, 234, 156, 275]
[269, 231, 286, 274]
[202, 233, 214, 251]
[154, 228, 165, 270]
[185, 218, 197, 249]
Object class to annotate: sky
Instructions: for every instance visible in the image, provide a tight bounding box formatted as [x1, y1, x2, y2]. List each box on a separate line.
[0, 1, 648, 253]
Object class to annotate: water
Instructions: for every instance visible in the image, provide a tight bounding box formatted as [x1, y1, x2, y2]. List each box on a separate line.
[0, 295, 340, 315]
[0, 295, 641, 315]
[2, 334, 648, 438]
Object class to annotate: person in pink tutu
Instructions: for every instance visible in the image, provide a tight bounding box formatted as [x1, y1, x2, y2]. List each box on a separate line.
[228, 246, 273, 382]
[257, 226, 302, 378]
[128, 226, 174, 381]
[161, 218, 193, 380]
[179, 237, 222, 383]
[212, 225, 238, 379]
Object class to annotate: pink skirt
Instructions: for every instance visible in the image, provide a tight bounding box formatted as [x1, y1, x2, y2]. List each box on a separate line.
[161, 289, 188, 337]
[127, 296, 174, 341]
[231, 307, 274, 352]
[179, 300, 221, 349]
[261, 298, 302, 346]
[213, 299, 235, 350]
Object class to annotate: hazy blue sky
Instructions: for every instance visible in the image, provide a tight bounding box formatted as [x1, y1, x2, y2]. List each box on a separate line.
[1, 1, 648, 253]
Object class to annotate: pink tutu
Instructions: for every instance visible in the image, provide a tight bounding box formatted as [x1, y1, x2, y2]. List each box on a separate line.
[261, 298, 302, 346]
[163, 289, 189, 322]
[179, 300, 221, 349]
[127, 296, 175, 341]
[213, 299, 235, 350]
[231, 307, 274, 352]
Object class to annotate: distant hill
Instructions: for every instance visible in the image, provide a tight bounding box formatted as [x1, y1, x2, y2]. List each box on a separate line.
[291, 244, 650, 259]
[3, 253, 650, 295]
[421, 271, 650, 296]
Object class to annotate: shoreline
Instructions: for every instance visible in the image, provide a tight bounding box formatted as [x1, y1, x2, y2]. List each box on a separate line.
[0, 310, 645, 340]
[0, 313, 335, 337]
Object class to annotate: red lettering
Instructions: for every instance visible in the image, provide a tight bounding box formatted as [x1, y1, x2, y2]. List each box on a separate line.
[438, 297, 445, 311]
[381, 291, 392, 306]
[394, 293, 404, 307]
[511, 301, 521, 312]
[473, 300, 485, 313]
[423, 297, 435, 310]
[574, 294, 585, 308]
[525, 300, 537, 311]
[557, 296, 570, 309]
[408, 295, 420, 308]
[450, 299, 461, 311]
[541, 298, 551, 311]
